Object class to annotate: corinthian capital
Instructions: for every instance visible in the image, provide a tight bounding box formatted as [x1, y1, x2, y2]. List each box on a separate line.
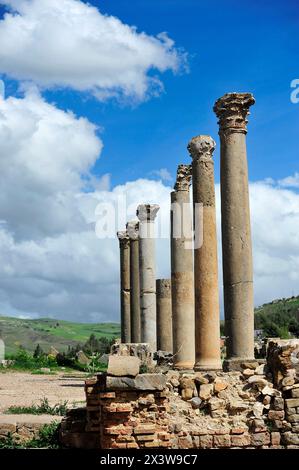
[187, 135, 216, 161]
[213, 92, 255, 134]
[136, 204, 160, 222]
[117, 230, 130, 247]
[174, 164, 192, 191]
[126, 220, 139, 240]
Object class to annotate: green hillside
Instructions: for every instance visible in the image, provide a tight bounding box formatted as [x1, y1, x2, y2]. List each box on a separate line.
[255, 295, 299, 338]
[0, 316, 120, 355]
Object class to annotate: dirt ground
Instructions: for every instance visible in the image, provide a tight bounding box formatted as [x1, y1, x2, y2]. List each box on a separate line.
[0, 372, 86, 412]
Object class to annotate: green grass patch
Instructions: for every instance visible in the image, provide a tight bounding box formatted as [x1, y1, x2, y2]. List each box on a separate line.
[5, 398, 68, 416]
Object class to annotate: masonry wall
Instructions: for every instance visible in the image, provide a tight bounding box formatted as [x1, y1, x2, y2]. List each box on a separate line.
[60, 339, 299, 449]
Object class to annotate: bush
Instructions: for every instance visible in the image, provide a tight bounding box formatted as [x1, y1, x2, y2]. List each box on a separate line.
[10, 347, 58, 370]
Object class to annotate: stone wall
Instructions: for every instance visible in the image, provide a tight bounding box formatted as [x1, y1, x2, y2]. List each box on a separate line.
[60, 339, 299, 449]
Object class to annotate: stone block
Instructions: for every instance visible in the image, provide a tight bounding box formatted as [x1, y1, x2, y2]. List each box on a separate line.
[282, 432, 299, 445]
[213, 435, 231, 448]
[231, 434, 251, 447]
[199, 435, 213, 449]
[271, 432, 281, 446]
[199, 384, 213, 400]
[133, 424, 156, 435]
[105, 373, 167, 391]
[250, 432, 270, 446]
[107, 355, 140, 377]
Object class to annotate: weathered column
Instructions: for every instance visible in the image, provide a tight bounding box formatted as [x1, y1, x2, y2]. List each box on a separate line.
[188, 136, 222, 370]
[214, 93, 255, 365]
[117, 230, 131, 343]
[171, 165, 195, 370]
[156, 279, 173, 352]
[137, 204, 160, 351]
[127, 220, 141, 343]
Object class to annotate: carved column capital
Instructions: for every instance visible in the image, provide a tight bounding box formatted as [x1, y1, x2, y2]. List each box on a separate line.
[126, 220, 139, 240]
[136, 204, 160, 222]
[174, 164, 192, 191]
[213, 92, 255, 134]
[117, 230, 130, 248]
[188, 135, 216, 162]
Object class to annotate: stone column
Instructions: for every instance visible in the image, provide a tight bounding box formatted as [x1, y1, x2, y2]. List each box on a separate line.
[117, 230, 131, 343]
[156, 279, 173, 352]
[171, 165, 195, 370]
[214, 92, 255, 364]
[127, 220, 141, 343]
[188, 136, 222, 370]
[137, 204, 160, 351]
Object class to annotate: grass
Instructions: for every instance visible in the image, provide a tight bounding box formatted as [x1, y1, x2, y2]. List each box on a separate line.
[0, 315, 120, 355]
[0, 422, 61, 449]
[5, 398, 69, 416]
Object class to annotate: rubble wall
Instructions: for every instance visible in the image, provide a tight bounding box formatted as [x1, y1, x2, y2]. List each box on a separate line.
[60, 339, 299, 449]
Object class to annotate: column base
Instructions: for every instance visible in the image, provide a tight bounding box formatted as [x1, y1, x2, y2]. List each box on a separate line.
[223, 358, 263, 372]
[194, 359, 222, 372]
[173, 361, 194, 371]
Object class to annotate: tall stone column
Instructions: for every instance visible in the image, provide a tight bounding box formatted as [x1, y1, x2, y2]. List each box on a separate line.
[137, 204, 160, 351]
[127, 220, 141, 343]
[156, 279, 172, 352]
[188, 136, 222, 371]
[171, 165, 195, 370]
[214, 93, 255, 364]
[117, 230, 131, 343]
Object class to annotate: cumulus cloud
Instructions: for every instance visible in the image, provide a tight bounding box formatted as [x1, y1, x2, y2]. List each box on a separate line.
[0, 0, 186, 102]
[278, 173, 299, 189]
[0, 87, 102, 239]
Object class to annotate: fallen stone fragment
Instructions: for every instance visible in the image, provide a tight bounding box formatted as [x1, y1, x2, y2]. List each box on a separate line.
[199, 384, 214, 400]
[107, 355, 141, 377]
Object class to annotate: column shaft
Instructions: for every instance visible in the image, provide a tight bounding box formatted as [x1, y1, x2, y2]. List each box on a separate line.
[137, 204, 160, 351]
[127, 221, 141, 343]
[171, 165, 195, 370]
[188, 136, 222, 370]
[117, 231, 131, 343]
[156, 279, 172, 352]
[214, 92, 255, 361]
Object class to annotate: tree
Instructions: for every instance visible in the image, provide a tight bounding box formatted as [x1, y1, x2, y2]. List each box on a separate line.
[33, 344, 44, 358]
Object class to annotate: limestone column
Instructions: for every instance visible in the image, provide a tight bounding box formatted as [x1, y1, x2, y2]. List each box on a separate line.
[214, 92, 255, 363]
[127, 220, 141, 343]
[137, 204, 160, 351]
[117, 230, 131, 343]
[188, 136, 222, 370]
[171, 165, 195, 370]
[156, 279, 172, 352]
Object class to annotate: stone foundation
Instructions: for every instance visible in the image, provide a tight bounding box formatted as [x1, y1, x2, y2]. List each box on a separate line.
[60, 339, 299, 449]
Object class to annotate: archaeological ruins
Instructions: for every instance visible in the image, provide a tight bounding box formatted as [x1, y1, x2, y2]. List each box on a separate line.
[58, 93, 299, 450]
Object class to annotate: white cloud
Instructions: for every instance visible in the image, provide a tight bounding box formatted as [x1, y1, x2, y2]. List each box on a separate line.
[278, 172, 299, 189]
[0, 87, 102, 239]
[151, 168, 173, 182]
[0, 0, 186, 102]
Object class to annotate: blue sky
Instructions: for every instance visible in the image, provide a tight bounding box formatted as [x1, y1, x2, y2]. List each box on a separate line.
[1, 0, 298, 187]
[0, 0, 298, 322]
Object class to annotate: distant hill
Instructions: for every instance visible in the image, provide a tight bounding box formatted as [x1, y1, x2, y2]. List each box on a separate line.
[255, 295, 299, 338]
[0, 316, 120, 355]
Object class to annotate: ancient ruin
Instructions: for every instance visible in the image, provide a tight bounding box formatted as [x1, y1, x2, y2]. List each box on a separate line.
[57, 92, 299, 450]
[171, 164, 195, 370]
[214, 92, 255, 368]
[136, 204, 160, 351]
[188, 135, 222, 371]
[117, 230, 131, 343]
[126, 220, 141, 343]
